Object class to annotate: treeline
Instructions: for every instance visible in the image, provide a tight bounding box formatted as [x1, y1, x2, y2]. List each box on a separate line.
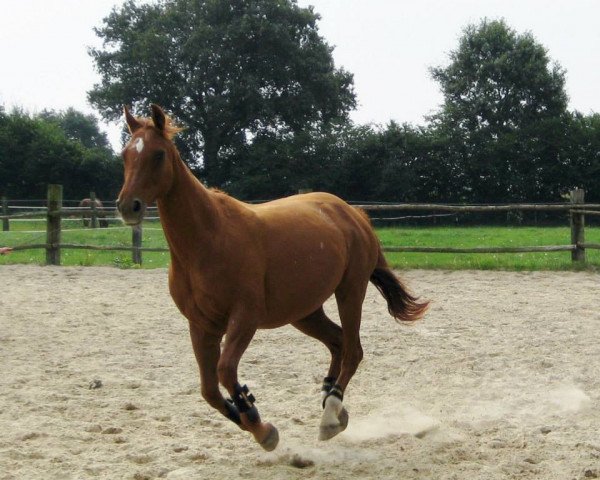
[2, 2, 600, 205]
[2, 106, 599, 204]
[0, 107, 121, 200]
[225, 114, 600, 203]
[219, 17, 600, 203]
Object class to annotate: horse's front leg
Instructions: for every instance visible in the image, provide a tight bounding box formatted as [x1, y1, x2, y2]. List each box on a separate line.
[188, 322, 243, 427]
[218, 314, 279, 451]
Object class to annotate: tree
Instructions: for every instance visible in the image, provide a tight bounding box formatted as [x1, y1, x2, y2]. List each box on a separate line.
[325, 122, 460, 203]
[430, 19, 569, 202]
[0, 108, 121, 200]
[559, 112, 600, 201]
[374, 122, 461, 203]
[40, 108, 112, 150]
[88, 0, 356, 187]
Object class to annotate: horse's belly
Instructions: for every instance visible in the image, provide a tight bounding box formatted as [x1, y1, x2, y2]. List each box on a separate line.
[260, 255, 344, 328]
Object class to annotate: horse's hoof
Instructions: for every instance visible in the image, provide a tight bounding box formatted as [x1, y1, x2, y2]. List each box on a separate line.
[318, 407, 349, 441]
[319, 422, 345, 441]
[338, 406, 349, 429]
[259, 423, 279, 451]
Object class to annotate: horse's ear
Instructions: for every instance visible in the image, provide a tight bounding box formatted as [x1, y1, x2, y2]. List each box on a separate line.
[124, 106, 142, 134]
[150, 104, 166, 132]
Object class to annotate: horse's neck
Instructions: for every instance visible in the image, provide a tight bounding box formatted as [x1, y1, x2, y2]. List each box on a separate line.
[157, 155, 220, 262]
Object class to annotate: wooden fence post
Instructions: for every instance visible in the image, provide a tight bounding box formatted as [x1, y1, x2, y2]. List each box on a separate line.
[90, 191, 98, 228]
[46, 184, 63, 266]
[570, 188, 585, 263]
[132, 225, 142, 265]
[2, 196, 8, 231]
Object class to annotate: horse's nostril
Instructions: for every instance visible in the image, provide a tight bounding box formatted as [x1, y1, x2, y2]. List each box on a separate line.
[132, 200, 142, 213]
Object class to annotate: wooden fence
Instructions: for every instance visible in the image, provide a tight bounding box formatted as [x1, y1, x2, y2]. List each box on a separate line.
[1, 185, 599, 266]
[356, 187, 600, 263]
[1, 185, 168, 265]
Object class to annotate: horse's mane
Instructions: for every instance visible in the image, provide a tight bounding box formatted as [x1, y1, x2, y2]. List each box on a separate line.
[209, 187, 229, 196]
[137, 116, 184, 140]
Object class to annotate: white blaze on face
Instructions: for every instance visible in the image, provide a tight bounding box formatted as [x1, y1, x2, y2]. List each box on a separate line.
[130, 137, 144, 154]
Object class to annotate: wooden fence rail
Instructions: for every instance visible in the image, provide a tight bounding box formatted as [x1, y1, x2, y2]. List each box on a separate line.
[1, 185, 598, 266]
[384, 245, 578, 254]
[356, 202, 600, 212]
[1, 186, 168, 265]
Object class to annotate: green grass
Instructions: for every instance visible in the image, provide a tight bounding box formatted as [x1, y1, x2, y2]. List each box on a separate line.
[0, 218, 169, 269]
[379, 226, 600, 270]
[1, 220, 599, 270]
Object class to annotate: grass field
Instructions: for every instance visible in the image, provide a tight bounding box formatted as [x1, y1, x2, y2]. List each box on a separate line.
[0, 218, 169, 269]
[378, 226, 600, 270]
[1, 218, 599, 270]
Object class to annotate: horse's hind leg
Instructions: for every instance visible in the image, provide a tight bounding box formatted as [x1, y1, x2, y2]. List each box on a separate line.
[319, 281, 367, 441]
[292, 307, 343, 392]
[293, 308, 350, 441]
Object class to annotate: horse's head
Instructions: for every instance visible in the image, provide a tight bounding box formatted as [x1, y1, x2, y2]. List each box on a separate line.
[117, 104, 181, 225]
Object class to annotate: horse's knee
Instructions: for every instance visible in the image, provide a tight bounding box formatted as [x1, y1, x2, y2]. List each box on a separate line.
[356, 344, 363, 364]
[344, 344, 363, 370]
[201, 385, 223, 409]
[217, 359, 236, 390]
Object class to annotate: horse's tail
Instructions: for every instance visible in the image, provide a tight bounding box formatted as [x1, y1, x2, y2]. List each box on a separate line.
[370, 247, 429, 323]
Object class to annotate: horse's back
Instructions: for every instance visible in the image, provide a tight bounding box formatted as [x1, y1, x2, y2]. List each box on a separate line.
[253, 192, 377, 253]
[253, 192, 370, 231]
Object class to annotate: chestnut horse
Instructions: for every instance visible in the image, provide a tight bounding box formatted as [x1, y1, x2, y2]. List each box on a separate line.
[78, 198, 108, 228]
[117, 104, 428, 451]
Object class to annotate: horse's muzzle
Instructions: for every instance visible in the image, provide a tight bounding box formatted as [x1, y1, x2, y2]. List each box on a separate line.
[116, 197, 146, 225]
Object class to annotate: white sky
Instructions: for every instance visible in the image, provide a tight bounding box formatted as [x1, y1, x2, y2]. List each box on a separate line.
[1, 0, 599, 151]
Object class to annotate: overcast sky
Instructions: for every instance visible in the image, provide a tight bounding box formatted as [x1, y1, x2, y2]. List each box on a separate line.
[1, 0, 599, 151]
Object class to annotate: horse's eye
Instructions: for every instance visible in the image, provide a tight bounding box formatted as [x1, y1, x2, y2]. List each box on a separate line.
[153, 150, 166, 163]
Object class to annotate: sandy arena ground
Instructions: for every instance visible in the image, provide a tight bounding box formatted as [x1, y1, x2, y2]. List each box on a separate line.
[1, 265, 599, 479]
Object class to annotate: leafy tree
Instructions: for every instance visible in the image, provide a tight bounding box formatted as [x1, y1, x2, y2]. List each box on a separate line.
[374, 122, 459, 203]
[559, 112, 600, 201]
[40, 108, 112, 150]
[325, 122, 461, 203]
[430, 19, 569, 202]
[0, 108, 121, 200]
[88, 0, 356, 187]
[225, 124, 350, 200]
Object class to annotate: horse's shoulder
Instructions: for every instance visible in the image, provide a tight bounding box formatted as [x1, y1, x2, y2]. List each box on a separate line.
[213, 191, 259, 225]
